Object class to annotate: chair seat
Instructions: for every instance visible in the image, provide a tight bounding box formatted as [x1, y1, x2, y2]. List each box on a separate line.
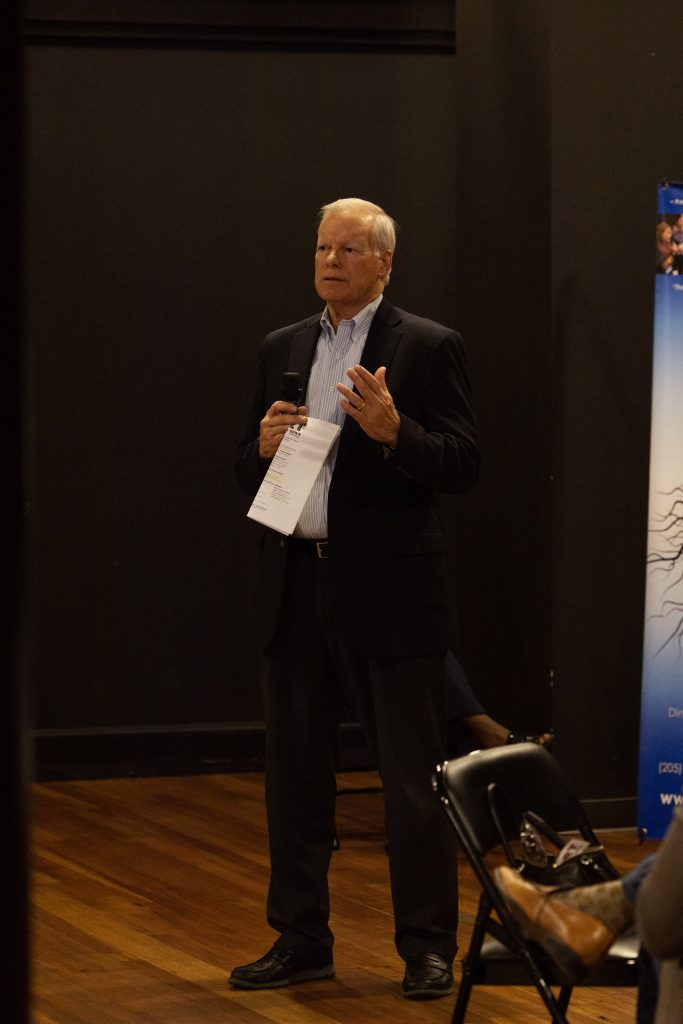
[473, 929, 639, 986]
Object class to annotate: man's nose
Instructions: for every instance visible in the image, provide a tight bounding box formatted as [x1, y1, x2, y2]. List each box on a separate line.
[326, 246, 341, 264]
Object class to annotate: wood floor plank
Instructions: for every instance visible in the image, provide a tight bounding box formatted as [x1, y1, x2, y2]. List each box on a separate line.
[31, 771, 652, 1023]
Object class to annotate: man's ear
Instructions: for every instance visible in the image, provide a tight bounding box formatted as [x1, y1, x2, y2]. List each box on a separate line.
[379, 251, 393, 279]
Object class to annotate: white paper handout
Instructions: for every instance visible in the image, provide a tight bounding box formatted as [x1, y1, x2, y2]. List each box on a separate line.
[247, 417, 341, 535]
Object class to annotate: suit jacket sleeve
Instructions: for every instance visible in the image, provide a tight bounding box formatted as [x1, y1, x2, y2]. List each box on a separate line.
[380, 321, 480, 495]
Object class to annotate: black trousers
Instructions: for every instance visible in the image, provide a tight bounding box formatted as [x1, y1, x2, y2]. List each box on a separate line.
[262, 541, 458, 961]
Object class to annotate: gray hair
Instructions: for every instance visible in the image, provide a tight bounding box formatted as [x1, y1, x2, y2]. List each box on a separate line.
[318, 197, 398, 271]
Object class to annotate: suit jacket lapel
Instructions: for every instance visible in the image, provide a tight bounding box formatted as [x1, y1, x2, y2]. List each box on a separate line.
[339, 298, 403, 450]
[287, 317, 321, 394]
[288, 301, 401, 397]
[357, 298, 402, 378]
[285, 302, 403, 457]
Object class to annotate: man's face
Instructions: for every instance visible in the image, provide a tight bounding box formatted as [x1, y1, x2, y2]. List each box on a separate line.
[314, 212, 392, 319]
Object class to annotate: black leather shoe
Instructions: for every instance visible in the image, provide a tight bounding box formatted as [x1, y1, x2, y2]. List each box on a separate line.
[228, 944, 335, 990]
[402, 952, 454, 999]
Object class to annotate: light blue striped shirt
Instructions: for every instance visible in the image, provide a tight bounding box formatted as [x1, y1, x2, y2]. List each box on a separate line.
[294, 295, 384, 538]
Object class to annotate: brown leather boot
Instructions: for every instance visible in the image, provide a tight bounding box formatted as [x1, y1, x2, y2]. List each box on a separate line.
[494, 865, 616, 984]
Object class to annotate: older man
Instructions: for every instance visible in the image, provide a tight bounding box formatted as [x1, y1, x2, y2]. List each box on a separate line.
[231, 198, 480, 998]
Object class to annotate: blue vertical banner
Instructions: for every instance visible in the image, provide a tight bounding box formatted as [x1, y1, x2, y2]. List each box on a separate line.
[638, 180, 683, 838]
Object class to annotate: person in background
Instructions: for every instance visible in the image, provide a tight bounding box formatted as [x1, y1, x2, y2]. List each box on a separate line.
[670, 213, 683, 274]
[232, 197, 480, 999]
[445, 650, 553, 755]
[656, 221, 674, 274]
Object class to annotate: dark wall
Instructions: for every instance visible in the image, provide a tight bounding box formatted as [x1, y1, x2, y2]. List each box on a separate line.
[449, 0, 552, 737]
[24, 0, 683, 822]
[24, 0, 465, 773]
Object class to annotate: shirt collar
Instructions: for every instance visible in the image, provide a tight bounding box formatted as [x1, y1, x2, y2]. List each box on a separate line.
[320, 294, 384, 340]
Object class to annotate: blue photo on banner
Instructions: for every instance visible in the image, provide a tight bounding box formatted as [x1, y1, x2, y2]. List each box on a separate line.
[638, 180, 683, 838]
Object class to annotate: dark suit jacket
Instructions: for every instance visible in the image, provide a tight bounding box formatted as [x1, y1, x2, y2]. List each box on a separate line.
[236, 297, 480, 658]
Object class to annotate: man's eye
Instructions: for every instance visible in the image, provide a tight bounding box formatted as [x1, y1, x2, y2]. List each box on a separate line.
[344, 247, 356, 254]
[317, 245, 329, 253]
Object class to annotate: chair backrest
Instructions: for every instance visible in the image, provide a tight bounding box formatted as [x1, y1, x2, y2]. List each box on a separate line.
[435, 743, 595, 858]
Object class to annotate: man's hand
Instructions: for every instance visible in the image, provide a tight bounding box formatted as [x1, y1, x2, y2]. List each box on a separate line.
[336, 365, 400, 447]
[258, 402, 307, 460]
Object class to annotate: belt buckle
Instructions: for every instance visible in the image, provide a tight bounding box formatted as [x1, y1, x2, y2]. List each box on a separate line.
[316, 541, 330, 560]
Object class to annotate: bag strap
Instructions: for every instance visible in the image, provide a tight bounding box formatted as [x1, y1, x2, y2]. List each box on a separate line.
[524, 809, 602, 850]
[523, 809, 566, 850]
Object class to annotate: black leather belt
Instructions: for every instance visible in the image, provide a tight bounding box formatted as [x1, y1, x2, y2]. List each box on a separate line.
[290, 538, 330, 559]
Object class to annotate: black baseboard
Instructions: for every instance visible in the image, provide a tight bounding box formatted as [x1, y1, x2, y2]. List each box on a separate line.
[32, 721, 375, 782]
[580, 797, 638, 832]
[31, 726, 637, 830]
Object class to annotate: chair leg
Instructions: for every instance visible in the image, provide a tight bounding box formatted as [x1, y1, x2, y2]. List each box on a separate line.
[451, 890, 570, 1024]
[451, 961, 474, 1024]
[557, 985, 572, 1014]
[451, 895, 491, 1024]
[516, 945, 568, 1024]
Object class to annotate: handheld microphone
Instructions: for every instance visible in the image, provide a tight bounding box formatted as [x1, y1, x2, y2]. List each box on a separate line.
[280, 371, 303, 407]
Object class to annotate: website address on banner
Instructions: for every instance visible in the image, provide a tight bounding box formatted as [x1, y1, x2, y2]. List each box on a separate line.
[659, 792, 683, 806]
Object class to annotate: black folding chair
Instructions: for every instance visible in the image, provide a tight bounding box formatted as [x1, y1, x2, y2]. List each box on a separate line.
[433, 744, 639, 1024]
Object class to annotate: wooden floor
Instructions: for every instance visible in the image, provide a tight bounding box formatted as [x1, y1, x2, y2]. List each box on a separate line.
[31, 770, 653, 1024]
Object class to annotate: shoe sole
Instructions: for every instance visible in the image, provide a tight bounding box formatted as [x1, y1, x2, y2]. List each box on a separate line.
[402, 982, 454, 1000]
[229, 965, 336, 990]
